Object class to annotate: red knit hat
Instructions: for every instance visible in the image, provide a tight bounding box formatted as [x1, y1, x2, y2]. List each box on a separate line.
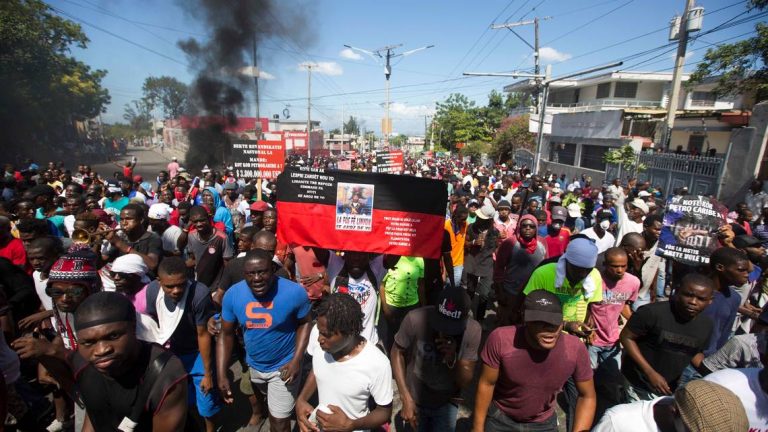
[48, 254, 99, 287]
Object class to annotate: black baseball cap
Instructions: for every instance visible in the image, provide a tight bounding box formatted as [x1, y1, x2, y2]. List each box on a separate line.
[524, 290, 563, 325]
[428, 286, 471, 335]
[551, 206, 568, 222]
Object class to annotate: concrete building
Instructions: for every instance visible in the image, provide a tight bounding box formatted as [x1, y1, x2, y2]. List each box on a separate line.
[504, 71, 759, 197]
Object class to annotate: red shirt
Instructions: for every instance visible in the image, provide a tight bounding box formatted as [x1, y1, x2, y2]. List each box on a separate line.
[0, 237, 27, 268]
[543, 228, 571, 258]
[122, 167, 132, 179]
[481, 325, 592, 422]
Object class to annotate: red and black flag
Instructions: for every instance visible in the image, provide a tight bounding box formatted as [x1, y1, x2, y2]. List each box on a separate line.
[277, 167, 448, 258]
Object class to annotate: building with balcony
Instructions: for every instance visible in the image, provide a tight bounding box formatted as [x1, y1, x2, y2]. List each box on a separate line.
[504, 71, 758, 197]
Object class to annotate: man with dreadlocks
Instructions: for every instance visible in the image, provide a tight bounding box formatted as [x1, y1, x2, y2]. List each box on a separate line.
[296, 293, 393, 432]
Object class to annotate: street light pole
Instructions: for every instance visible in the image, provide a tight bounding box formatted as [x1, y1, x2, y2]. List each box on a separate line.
[343, 43, 434, 148]
[663, 0, 696, 150]
[301, 62, 315, 159]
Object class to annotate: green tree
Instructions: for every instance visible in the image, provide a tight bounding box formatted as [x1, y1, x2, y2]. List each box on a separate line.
[433, 93, 489, 151]
[491, 115, 535, 163]
[142, 76, 189, 119]
[504, 92, 533, 112]
[0, 0, 110, 152]
[123, 99, 152, 136]
[687, 0, 767, 99]
[329, 128, 341, 135]
[389, 134, 408, 147]
[478, 89, 507, 135]
[343, 116, 361, 135]
[460, 141, 491, 161]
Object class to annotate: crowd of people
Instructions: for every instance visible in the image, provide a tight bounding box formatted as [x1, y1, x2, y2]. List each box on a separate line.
[0, 152, 766, 432]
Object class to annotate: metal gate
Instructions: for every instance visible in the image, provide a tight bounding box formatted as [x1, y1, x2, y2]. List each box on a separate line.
[636, 153, 724, 196]
[513, 148, 535, 170]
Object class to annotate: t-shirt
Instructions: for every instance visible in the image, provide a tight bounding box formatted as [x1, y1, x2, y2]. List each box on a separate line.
[591, 272, 640, 347]
[702, 333, 767, 372]
[307, 325, 393, 432]
[394, 307, 481, 407]
[121, 231, 163, 263]
[33, 270, 53, 311]
[0, 330, 20, 384]
[523, 263, 603, 323]
[593, 397, 666, 432]
[543, 228, 571, 259]
[382, 256, 424, 308]
[445, 220, 467, 267]
[72, 342, 188, 432]
[480, 325, 592, 422]
[701, 287, 742, 355]
[151, 225, 183, 255]
[705, 368, 768, 432]
[0, 237, 26, 268]
[218, 255, 290, 291]
[621, 301, 712, 392]
[494, 237, 547, 295]
[144, 280, 214, 356]
[327, 254, 385, 344]
[291, 246, 326, 301]
[580, 228, 615, 254]
[221, 278, 311, 372]
[186, 229, 233, 290]
[464, 224, 499, 277]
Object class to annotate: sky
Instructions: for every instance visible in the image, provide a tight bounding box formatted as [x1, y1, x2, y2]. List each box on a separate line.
[47, 0, 762, 135]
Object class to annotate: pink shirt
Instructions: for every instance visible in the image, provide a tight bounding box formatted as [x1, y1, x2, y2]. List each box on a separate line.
[292, 246, 326, 301]
[128, 284, 149, 315]
[591, 272, 640, 347]
[167, 162, 180, 179]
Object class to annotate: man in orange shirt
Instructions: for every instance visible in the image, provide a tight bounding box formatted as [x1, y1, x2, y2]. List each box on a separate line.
[445, 205, 468, 288]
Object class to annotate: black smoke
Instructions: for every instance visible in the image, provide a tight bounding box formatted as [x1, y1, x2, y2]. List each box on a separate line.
[177, 0, 312, 170]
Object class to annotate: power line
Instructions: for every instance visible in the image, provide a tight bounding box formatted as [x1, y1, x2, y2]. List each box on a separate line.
[544, 0, 634, 45]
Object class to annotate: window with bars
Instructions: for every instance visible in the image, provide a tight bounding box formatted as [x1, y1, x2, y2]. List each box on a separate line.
[596, 83, 611, 99]
[550, 143, 577, 165]
[690, 91, 717, 107]
[581, 145, 608, 171]
[614, 82, 638, 98]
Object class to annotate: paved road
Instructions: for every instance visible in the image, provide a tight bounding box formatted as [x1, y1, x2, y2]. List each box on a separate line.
[90, 146, 173, 183]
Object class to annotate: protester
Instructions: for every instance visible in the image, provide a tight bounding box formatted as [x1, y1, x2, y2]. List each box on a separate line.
[473, 290, 595, 432]
[594, 380, 749, 432]
[217, 249, 311, 432]
[296, 293, 393, 432]
[620, 273, 714, 401]
[391, 286, 480, 431]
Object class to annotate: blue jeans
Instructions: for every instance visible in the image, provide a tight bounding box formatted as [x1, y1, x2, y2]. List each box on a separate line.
[588, 344, 622, 370]
[678, 364, 703, 387]
[452, 265, 464, 288]
[401, 402, 459, 432]
[632, 291, 651, 311]
[485, 403, 558, 432]
[656, 271, 667, 299]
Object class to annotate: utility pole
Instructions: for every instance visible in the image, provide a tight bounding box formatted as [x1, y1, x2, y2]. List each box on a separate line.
[663, 0, 696, 150]
[343, 43, 434, 147]
[490, 17, 550, 110]
[252, 35, 261, 134]
[301, 62, 315, 159]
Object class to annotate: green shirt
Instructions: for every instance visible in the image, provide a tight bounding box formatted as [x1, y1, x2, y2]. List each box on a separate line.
[383, 256, 425, 308]
[523, 262, 603, 323]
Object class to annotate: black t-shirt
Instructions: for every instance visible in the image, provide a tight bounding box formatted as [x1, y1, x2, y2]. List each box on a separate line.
[218, 255, 290, 292]
[72, 342, 187, 431]
[145, 280, 215, 356]
[621, 301, 712, 392]
[423, 231, 452, 294]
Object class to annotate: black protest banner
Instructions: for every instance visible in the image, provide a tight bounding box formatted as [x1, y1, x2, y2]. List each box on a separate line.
[657, 195, 727, 265]
[276, 167, 447, 258]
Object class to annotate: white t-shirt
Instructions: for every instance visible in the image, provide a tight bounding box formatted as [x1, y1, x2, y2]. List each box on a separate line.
[580, 227, 616, 254]
[307, 325, 393, 432]
[615, 204, 644, 246]
[33, 271, 53, 311]
[592, 397, 665, 432]
[151, 225, 183, 254]
[64, 214, 75, 237]
[705, 368, 768, 431]
[326, 254, 385, 345]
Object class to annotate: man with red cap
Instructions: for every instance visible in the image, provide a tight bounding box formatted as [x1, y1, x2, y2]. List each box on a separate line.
[248, 201, 270, 231]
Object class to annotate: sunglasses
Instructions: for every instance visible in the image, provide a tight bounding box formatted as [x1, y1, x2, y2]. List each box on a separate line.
[109, 271, 133, 280]
[46, 286, 87, 298]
